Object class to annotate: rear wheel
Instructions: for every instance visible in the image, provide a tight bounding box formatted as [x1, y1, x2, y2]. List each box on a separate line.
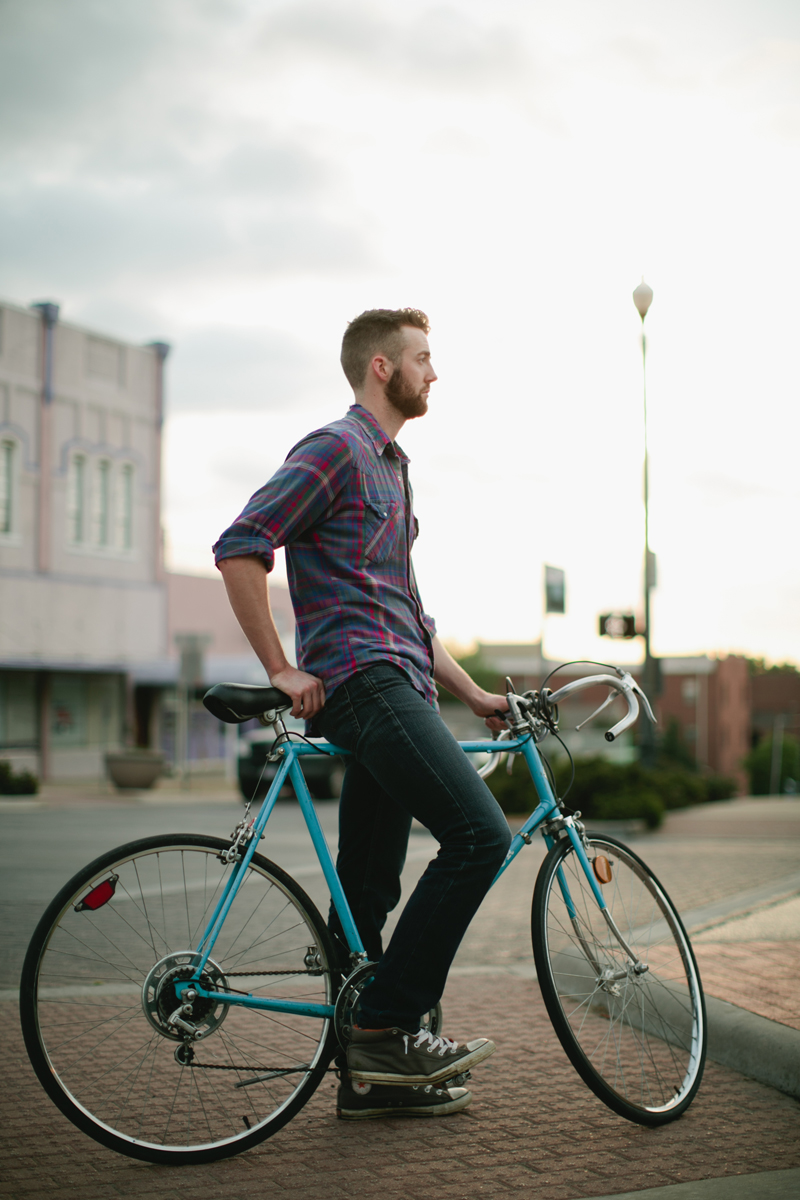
[532, 834, 706, 1125]
[20, 835, 338, 1164]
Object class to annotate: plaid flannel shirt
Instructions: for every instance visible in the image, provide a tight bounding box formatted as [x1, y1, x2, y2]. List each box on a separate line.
[213, 405, 438, 706]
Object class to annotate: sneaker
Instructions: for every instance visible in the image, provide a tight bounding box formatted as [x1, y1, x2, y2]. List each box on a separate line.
[337, 1079, 472, 1120]
[347, 1026, 495, 1086]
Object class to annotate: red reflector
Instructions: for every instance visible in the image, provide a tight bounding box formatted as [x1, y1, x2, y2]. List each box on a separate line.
[74, 875, 118, 912]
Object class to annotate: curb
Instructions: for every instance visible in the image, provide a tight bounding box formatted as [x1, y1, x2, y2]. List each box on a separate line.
[705, 993, 800, 1099]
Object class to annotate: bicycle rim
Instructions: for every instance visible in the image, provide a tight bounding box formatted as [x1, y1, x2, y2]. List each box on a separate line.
[20, 835, 337, 1163]
[532, 834, 706, 1125]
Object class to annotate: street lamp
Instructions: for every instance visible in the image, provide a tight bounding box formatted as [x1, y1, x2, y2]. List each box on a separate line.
[633, 279, 656, 766]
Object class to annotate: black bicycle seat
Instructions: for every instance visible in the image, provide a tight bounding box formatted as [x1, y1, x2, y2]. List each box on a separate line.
[203, 682, 292, 724]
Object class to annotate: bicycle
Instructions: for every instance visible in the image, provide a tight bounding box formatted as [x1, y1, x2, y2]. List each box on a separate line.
[20, 666, 706, 1164]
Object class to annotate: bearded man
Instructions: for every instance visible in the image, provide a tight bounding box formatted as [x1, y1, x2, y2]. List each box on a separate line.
[214, 308, 511, 1120]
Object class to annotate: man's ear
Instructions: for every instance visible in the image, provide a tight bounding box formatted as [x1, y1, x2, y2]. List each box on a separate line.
[369, 353, 393, 383]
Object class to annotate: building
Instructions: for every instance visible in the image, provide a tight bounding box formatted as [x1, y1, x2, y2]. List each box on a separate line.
[657, 656, 750, 788]
[132, 571, 295, 773]
[751, 669, 800, 747]
[0, 298, 168, 780]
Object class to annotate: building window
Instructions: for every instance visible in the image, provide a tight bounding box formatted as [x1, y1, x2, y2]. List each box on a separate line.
[68, 454, 86, 543]
[0, 439, 14, 533]
[92, 459, 111, 546]
[116, 463, 134, 549]
[681, 678, 698, 704]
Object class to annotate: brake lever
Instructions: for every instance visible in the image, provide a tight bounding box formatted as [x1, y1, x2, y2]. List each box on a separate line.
[630, 681, 657, 724]
[575, 689, 617, 731]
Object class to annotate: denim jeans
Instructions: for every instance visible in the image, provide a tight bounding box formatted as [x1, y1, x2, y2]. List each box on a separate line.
[317, 662, 511, 1029]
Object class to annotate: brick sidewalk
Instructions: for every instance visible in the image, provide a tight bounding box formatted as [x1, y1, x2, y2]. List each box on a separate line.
[5, 975, 800, 1200]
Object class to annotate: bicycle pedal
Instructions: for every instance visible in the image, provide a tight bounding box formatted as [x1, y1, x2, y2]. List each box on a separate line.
[445, 1069, 472, 1086]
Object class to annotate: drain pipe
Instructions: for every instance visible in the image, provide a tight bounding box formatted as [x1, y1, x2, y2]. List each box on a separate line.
[31, 301, 60, 574]
[147, 341, 170, 587]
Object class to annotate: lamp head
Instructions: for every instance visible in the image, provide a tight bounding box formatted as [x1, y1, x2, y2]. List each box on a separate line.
[633, 279, 653, 321]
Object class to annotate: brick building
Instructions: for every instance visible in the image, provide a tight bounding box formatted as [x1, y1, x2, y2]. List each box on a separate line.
[658, 655, 750, 790]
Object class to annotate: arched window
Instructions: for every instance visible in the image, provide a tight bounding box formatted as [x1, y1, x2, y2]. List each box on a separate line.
[68, 454, 86, 543]
[117, 463, 134, 550]
[93, 459, 111, 546]
[0, 439, 14, 534]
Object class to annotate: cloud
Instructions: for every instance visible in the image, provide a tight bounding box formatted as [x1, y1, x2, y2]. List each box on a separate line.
[257, 1, 528, 91]
[165, 325, 336, 414]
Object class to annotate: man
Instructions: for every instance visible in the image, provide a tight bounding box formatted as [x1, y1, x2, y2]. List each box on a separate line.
[214, 308, 511, 1120]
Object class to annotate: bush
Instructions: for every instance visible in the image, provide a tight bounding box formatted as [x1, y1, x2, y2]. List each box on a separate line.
[0, 760, 39, 795]
[743, 734, 800, 795]
[704, 773, 738, 803]
[486, 752, 737, 829]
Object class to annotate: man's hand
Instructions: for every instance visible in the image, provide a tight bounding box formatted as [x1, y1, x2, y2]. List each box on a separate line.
[468, 691, 510, 734]
[269, 665, 326, 721]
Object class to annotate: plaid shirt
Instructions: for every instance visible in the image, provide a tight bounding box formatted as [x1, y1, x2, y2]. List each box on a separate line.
[213, 405, 437, 705]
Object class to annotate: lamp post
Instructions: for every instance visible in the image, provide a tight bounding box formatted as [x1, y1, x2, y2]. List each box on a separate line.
[633, 279, 656, 766]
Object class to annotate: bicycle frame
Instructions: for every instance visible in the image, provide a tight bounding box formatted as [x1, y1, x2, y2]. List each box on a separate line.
[175, 731, 611, 1020]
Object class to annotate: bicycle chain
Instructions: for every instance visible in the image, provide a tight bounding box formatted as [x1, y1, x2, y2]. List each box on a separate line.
[184, 1060, 318, 1074]
[224, 969, 312, 976]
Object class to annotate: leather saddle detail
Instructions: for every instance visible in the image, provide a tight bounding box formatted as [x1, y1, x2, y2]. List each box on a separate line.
[203, 682, 292, 724]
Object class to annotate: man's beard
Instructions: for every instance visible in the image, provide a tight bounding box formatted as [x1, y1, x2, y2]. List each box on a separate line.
[385, 364, 428, 419]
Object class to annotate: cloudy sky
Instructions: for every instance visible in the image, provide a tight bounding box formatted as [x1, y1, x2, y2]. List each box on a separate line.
[3, 0, 799, 664]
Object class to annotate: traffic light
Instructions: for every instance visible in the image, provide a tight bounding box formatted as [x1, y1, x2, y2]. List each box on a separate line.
[598, 613, 637, 639]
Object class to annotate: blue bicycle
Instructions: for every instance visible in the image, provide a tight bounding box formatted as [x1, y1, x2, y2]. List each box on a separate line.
[20, 667, 706, 1164]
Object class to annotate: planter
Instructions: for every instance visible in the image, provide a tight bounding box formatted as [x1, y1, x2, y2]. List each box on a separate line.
[105, 750, 166, 790]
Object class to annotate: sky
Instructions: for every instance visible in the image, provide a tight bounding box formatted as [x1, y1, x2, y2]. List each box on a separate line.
[2, 0, 799, 665]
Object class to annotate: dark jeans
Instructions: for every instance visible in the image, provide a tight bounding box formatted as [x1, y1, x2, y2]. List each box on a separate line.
[317, 662, 511, 1029]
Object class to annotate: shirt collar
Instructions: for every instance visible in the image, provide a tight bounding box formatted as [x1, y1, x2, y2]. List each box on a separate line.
[348, 404, 410, 464]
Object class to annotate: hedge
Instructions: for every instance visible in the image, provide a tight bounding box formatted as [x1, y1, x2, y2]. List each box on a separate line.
[0, 760, 39, 795]
[486, 753, 736, 829]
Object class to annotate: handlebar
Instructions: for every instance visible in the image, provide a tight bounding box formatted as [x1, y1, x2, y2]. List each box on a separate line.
[547, 670, 655, 742]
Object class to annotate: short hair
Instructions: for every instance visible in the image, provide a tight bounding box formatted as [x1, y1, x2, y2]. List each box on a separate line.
[340, 308, 430, 389]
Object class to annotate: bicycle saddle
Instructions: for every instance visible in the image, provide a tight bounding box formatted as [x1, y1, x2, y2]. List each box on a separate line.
[203, 682, 292, 724]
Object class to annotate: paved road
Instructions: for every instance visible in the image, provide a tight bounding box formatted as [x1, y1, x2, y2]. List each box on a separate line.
[2, 792, 799, 1200]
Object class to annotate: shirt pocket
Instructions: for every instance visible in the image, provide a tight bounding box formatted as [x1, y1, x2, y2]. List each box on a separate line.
[364, 498, 403, 564]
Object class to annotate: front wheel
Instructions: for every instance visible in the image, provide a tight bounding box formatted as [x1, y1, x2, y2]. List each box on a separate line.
[532, 834, 706, 1125]
[20, 835, 338, 1164]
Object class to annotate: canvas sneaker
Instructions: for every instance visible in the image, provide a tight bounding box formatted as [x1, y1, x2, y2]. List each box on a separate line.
[337, 1079, 472, 1120]
[347, 1026, 495, 1086]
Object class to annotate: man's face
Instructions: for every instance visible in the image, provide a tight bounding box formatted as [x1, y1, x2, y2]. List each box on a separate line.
[384, 326, 437, 420]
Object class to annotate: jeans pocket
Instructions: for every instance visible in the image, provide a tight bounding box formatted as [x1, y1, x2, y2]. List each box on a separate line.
[319, 682, 360, 749]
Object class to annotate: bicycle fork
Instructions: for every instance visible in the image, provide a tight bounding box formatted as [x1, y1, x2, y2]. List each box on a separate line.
[554, 821, 649, 987]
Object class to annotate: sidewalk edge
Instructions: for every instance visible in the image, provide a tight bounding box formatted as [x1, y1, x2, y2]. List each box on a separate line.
[706, 993, 800, 1098]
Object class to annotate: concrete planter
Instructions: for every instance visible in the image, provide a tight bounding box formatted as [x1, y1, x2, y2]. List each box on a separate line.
[105, 750, 165, 790]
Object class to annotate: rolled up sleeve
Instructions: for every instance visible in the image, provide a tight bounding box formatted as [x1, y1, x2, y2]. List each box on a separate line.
[213, 432, 353, 572]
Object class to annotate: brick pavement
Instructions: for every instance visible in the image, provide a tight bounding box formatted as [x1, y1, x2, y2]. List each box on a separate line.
[4, 976, 800, 1200]
[2, 793, 799, 1200]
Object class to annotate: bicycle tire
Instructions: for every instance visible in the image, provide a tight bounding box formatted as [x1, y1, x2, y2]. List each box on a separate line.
[20, 834, 339, 1164]
[532, 833, 706, 1126]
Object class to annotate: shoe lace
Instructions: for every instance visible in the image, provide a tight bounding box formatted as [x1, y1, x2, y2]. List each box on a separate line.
[412, 1028, 459, 1057]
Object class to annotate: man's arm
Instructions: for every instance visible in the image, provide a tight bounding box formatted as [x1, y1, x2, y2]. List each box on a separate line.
[431, 635, 508, 732]
[218, 556, 325, 720]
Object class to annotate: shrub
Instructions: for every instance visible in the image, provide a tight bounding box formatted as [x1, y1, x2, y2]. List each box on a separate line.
[0, 760, 39, 795]
[743, 734, 800, 795]
[704, 773, 738, 802]
[486, 752, 736, 828]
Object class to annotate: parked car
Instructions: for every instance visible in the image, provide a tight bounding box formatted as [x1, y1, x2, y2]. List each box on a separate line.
[237, 727, 344, 802]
